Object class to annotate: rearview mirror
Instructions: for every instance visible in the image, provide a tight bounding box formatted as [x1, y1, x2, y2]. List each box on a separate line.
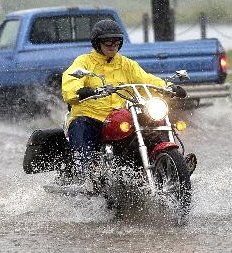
[69, 68, 94, 79]
[176, 70, 190, 81]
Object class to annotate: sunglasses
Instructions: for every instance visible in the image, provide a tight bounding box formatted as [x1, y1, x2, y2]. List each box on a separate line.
[100, 38, 122, 47]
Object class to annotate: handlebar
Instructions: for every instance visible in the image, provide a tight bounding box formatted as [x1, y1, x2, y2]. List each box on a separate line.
[70, 68, 189, 103]
[78, 85, 118, 102]
[78, 83, 176, 103]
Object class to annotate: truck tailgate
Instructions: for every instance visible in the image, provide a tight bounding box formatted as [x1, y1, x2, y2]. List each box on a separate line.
[121, 38, 230, 99]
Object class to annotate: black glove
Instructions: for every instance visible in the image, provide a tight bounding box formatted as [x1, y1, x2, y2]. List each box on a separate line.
[172, 85, 187, 98]
[77, 87, 95, 100]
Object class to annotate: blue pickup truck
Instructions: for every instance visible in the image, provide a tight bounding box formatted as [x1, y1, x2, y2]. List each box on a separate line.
[0, 6, 230, 111]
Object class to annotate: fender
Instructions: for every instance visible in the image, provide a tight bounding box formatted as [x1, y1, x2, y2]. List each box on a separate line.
[149, 142, 179, 157]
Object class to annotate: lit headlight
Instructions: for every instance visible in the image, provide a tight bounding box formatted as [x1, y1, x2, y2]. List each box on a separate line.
[145, 97, 168, 121]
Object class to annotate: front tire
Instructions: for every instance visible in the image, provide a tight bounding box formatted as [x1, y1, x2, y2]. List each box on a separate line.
[149, 148, 191, 223]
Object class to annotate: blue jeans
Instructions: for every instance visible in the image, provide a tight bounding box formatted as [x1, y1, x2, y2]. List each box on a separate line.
[68, 116, 103, 167]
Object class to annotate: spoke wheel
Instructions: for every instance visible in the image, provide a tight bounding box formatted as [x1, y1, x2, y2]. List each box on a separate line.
[150, 149, 191, 223]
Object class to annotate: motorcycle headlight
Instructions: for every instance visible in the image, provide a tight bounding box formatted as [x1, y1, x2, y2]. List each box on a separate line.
[145, 97, 168, 121]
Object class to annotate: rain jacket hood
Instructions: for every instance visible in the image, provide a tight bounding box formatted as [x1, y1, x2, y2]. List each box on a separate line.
[62, 50, 166, 125]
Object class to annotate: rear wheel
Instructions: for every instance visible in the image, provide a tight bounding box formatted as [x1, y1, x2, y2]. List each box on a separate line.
[149, 149, 191, 223]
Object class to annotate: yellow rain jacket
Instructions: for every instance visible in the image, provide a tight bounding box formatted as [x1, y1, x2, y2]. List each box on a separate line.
[62, 49, 166, 126]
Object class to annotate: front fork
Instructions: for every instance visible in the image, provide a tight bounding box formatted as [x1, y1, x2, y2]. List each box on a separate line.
[130, 106, 161, 194]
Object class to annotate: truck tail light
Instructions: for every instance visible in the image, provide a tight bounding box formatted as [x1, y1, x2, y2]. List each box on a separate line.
[218, 53, 227, 83]
[220, 54, 227, 73]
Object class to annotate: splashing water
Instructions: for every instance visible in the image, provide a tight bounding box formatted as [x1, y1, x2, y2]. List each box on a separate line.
[0, 98, 232, 252]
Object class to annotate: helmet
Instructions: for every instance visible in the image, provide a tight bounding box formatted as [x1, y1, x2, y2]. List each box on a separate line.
[91, 19, 124, 54]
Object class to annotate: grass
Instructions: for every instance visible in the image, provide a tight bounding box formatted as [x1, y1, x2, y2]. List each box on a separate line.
[226, 50, 232, 84]
[175, 0, 232, 24]
[2, 0, 232, 25]
[226, 73, 232, 84]
[226, 50, 232, 69]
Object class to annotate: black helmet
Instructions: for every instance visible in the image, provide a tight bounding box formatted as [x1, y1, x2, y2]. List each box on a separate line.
[91, 19, 123, 54]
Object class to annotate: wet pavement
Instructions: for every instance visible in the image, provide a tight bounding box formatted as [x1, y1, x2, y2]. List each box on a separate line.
[0, 98, 232, 252]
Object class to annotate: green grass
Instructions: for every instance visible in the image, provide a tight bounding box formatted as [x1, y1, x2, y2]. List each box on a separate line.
[227, 50, 232, 69]
[226, 73, 232, 84]
[2, 0, 232, 25]
[225, 50, 232, 83]
[175, 0, 232, 24]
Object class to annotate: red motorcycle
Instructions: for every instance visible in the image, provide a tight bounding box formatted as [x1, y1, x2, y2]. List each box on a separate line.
[23, 69, 197, 223]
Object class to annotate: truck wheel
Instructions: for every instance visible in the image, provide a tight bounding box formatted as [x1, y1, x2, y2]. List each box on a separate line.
[47, 75, 62, 98]
[186, 98, 200, 109]
[15, 88, 48, 116]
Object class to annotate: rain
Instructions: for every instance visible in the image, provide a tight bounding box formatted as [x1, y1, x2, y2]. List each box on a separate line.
[0, 0, 232, 252]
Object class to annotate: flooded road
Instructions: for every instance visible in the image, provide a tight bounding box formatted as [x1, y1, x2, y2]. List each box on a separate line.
[0, 98, 232, 252]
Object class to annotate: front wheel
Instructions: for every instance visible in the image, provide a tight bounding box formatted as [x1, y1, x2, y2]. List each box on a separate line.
[149, 149, 191, 223]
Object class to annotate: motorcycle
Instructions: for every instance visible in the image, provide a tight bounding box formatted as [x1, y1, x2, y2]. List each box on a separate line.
[23, 68, 197, 223]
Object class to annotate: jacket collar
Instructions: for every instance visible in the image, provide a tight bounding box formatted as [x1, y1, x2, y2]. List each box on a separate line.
[90, 49, 120, 65]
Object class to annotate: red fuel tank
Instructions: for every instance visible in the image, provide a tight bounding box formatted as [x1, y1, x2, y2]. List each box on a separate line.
[101, 108, 134, 141]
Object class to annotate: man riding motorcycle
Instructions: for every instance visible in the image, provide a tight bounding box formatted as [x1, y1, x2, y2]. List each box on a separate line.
[61, 19, 186, 185]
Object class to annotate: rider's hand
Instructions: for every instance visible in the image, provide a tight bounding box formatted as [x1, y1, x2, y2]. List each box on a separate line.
[77, 87, 95, 100]
[172, 85, 187, 98]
